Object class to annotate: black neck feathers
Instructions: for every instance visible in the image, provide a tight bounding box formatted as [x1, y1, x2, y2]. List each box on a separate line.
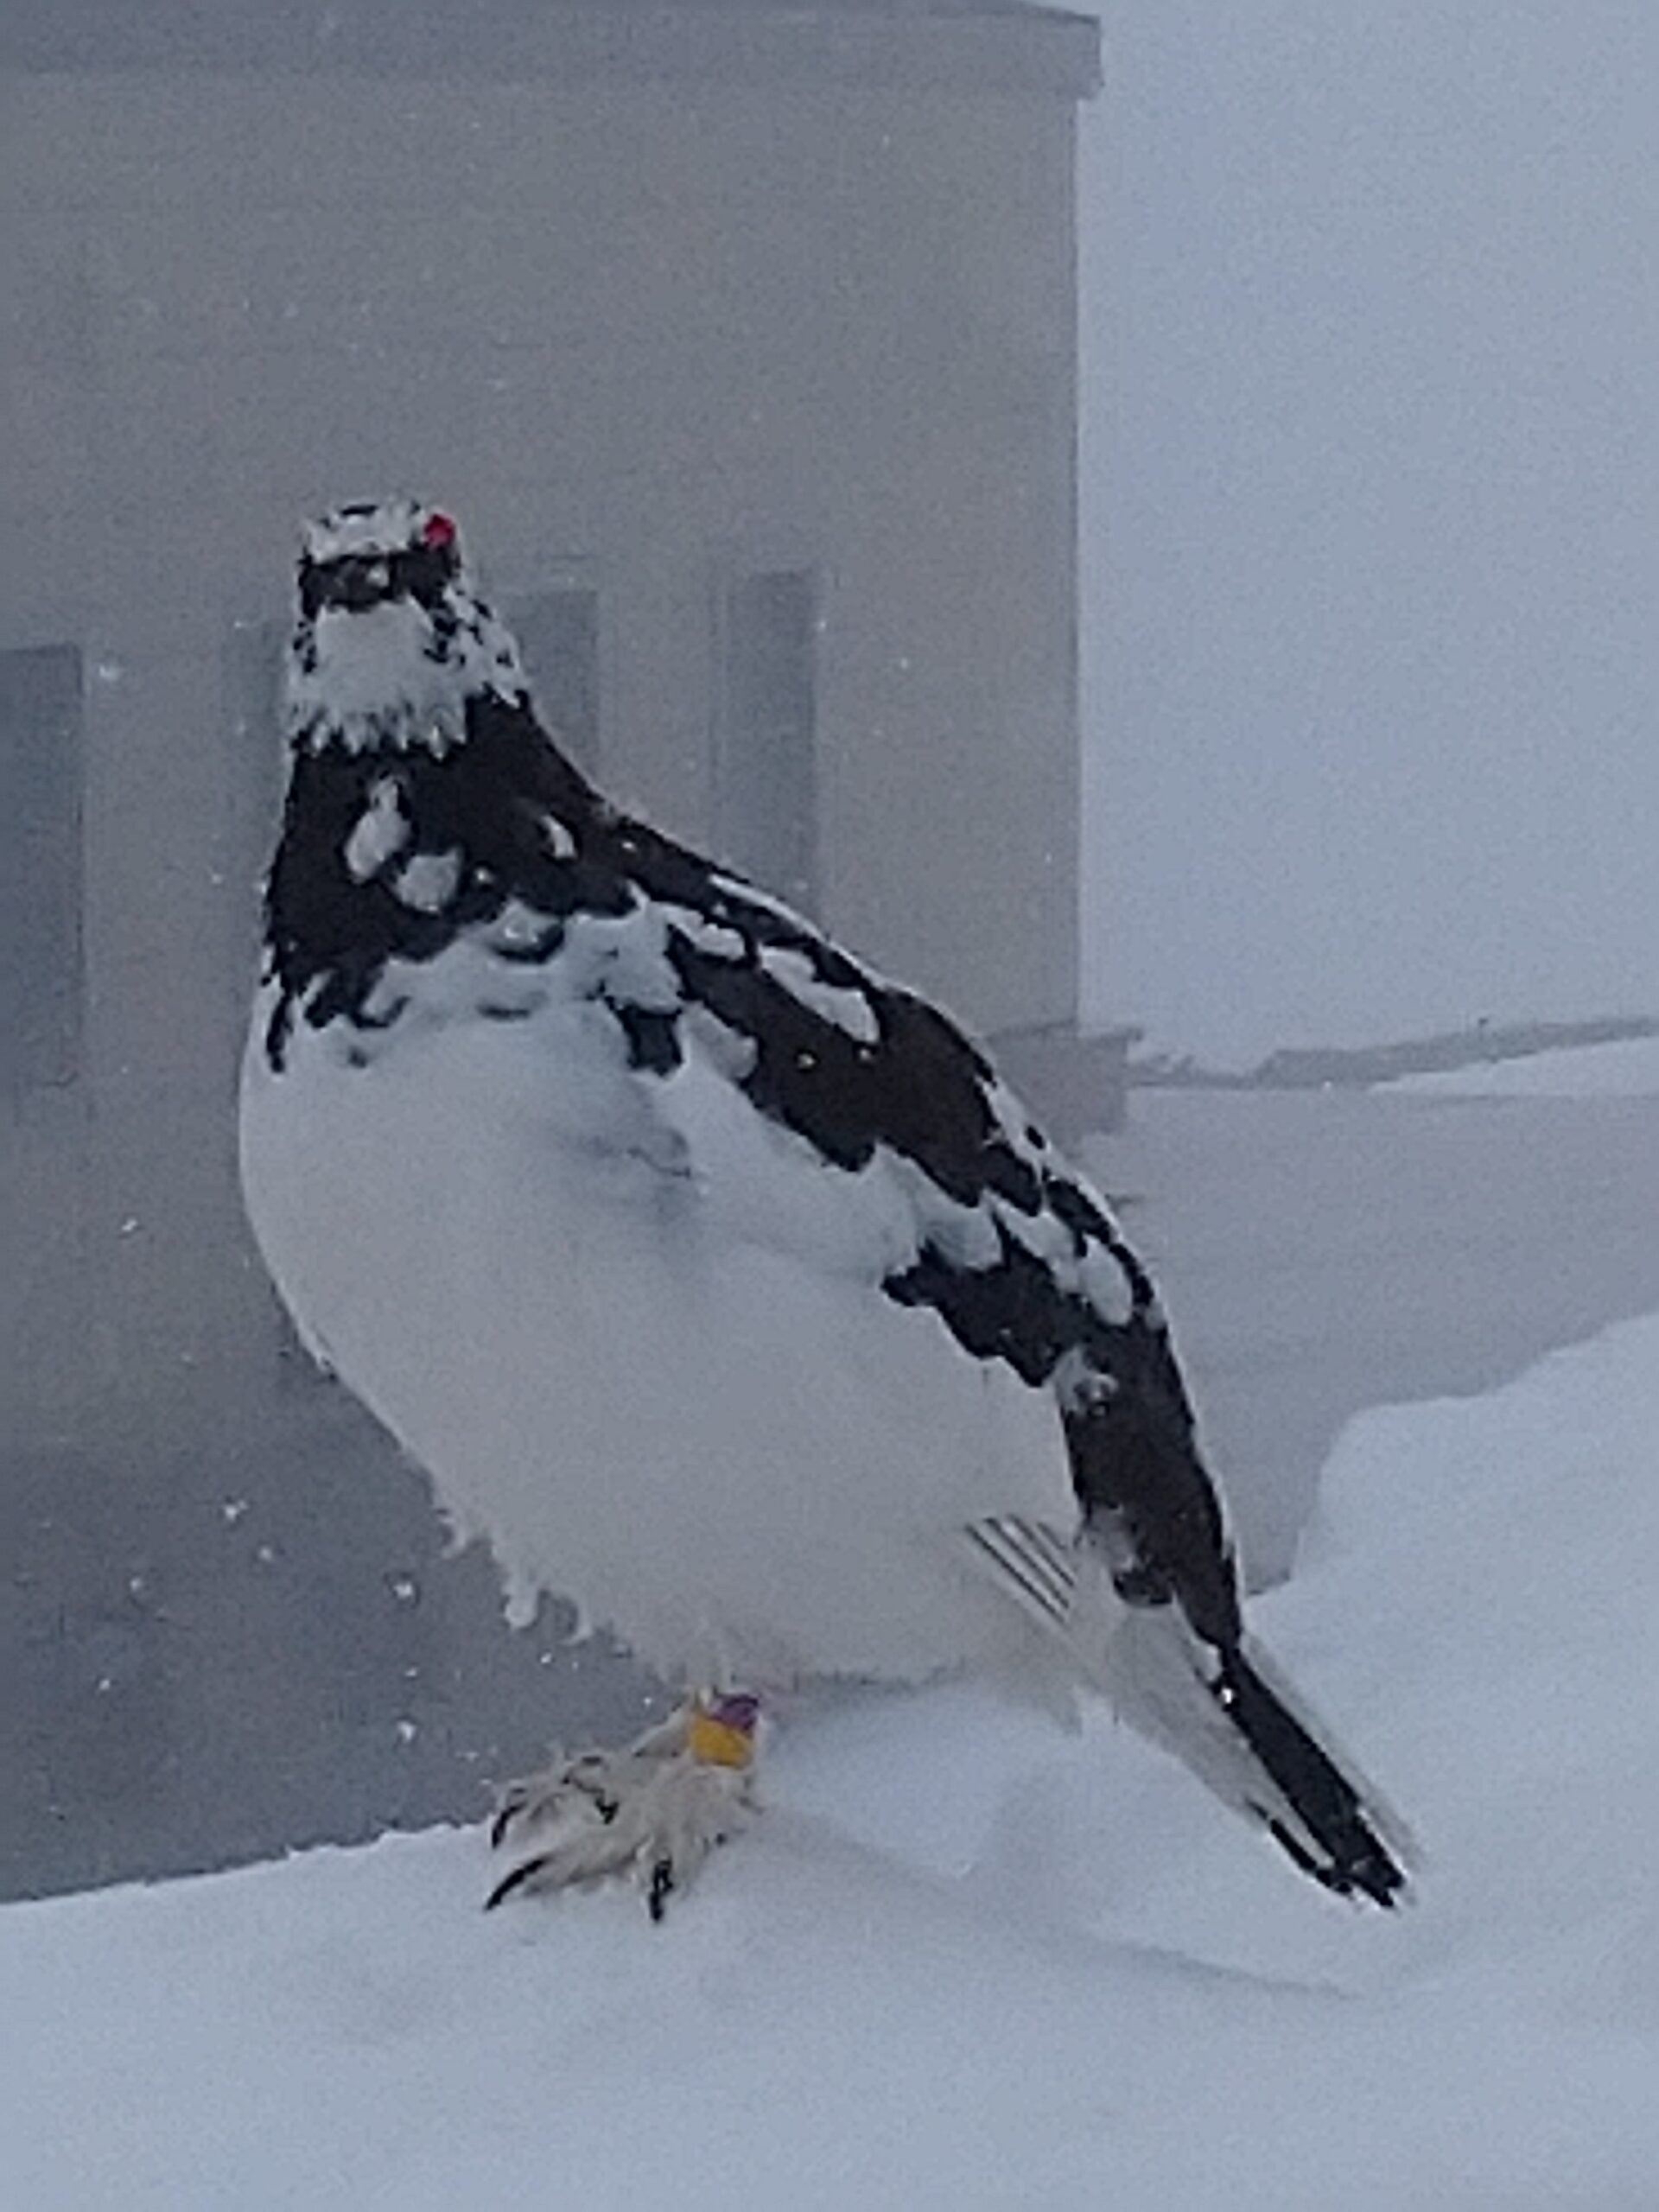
[261, 696, 615, 1066]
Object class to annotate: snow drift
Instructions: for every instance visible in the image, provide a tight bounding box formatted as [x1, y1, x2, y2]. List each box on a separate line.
[7, 1314, 1659, 2208]
[1393, 1033, 1659, 1098]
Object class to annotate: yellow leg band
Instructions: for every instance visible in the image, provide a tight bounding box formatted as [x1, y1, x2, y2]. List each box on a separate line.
[687, 1707, 756, 1770]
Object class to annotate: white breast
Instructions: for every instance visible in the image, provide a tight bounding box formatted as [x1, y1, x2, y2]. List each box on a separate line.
[238, 967, 1078, 1689]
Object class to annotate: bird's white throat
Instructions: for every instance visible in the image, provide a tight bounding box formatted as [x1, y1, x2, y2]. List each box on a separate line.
[285, 592, 527, 757]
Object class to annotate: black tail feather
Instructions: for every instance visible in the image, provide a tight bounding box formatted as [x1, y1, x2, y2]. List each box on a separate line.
[1216, 1649, 1408, 1909]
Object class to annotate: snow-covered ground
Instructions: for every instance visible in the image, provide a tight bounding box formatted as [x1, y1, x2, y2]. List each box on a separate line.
[1393, 1033, 1659, 1100]
[8, 1316, 1659, 2209]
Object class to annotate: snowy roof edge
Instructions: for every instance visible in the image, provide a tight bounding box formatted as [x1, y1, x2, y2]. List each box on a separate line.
[2, 2, 1103, 102]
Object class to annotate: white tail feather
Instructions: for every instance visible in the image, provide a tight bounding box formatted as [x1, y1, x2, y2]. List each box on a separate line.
[966, 1518, 1414, 1904]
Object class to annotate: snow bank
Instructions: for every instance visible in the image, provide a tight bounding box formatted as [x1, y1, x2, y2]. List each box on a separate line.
[1393, 1033, 1659, 1098]
[9, 1315, 1659, 2209]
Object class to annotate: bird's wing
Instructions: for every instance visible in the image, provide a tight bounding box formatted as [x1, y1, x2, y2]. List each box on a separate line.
[513, 780, 1244, 1651]
[582, 802, 1152, 1322]
[268, 683, 1244, 1668]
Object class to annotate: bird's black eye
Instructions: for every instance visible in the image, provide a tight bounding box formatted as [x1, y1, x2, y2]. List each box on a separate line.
[298, 539, 454, 618]
[300, 555, 396, 617]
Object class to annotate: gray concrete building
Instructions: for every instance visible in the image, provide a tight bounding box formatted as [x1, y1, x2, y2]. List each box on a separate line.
[4, 0, 1106, 1454]
[2, 0, 1105, 1895]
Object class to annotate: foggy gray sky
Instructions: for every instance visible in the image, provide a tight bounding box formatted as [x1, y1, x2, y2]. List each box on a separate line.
[1078, 0, 1657, 1065]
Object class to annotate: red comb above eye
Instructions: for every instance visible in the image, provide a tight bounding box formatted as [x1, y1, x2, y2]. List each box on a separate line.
[422, 512, 457, 550]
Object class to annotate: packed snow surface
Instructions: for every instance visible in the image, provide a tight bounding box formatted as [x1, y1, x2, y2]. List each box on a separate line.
[1393, 1033, 1659, 1098]
[9, 1316, 1659, 2209]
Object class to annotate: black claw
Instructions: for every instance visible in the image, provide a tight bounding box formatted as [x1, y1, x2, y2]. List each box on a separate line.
[489, 1802, 520, 1850]
[647, 1859, 675, 1923]
[485, 1854, 550, 1910]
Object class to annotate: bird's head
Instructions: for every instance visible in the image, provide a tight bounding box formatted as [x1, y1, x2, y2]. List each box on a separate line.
[285, 497, 528, 758]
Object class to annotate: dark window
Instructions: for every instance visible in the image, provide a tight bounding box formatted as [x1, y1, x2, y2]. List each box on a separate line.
[715, 570, 819, 915]
[0, 645, 84, 1096]
[508, 589, 601, 775]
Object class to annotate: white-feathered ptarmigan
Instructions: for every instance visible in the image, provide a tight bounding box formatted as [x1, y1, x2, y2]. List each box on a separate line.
[240, 499, 1410, 1919]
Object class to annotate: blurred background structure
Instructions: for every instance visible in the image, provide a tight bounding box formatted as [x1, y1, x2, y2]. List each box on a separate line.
[1, 0, 1108, 1897]
[8, 0, 1655, 1913]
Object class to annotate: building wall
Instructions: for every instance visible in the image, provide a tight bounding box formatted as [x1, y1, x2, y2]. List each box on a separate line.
[3, 63, 1081, 1445]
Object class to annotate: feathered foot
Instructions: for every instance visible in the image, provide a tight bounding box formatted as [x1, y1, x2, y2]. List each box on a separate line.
[486, 1694, 760, 1920]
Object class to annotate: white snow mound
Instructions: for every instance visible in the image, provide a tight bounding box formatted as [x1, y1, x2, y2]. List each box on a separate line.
[1393, 1034, 1659, 1097]
[8, 1313, 1659, 2209]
